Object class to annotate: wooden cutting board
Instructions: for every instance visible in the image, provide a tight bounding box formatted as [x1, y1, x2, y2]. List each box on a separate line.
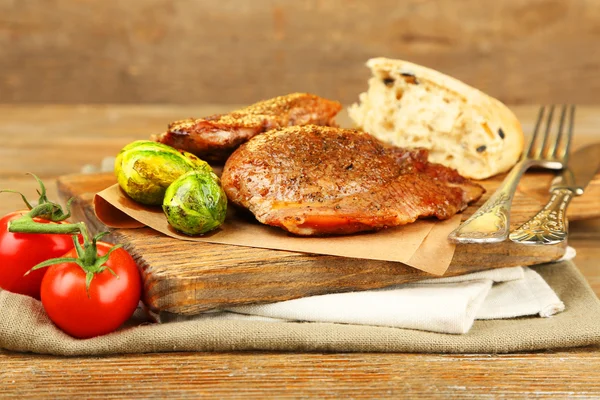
[58, 171, 600, 315]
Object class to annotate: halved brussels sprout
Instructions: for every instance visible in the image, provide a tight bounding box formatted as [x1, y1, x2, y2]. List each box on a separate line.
[162, 170, 227, 235]
[115, 140, 211, 205]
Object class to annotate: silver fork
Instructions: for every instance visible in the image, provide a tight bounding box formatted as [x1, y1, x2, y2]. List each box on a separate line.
[448, 105, 573, 244]
[510, 106, 576, 245]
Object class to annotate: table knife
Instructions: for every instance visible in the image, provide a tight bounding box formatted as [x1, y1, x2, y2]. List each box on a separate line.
[509, 143, 600, 245]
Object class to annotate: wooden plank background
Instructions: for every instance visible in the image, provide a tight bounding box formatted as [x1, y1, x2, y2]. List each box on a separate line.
[1, 0, 599, 105]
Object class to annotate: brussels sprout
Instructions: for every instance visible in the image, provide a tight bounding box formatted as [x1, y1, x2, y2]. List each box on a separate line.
[114, 140, 211, 205]
[163, 170, 227, 235]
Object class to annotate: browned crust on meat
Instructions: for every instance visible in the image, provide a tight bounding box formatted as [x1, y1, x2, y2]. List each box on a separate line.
[222, 125, 485, 236]
[153, 93, 342, 163]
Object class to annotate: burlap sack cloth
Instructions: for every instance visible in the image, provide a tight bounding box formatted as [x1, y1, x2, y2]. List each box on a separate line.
[1, 261, 599, 355]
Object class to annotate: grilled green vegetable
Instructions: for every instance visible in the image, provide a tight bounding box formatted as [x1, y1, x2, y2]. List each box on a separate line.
[162, 170, 227, 235]
[115, 140, 211, 205]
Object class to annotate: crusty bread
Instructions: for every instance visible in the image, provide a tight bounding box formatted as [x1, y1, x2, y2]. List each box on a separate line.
[348, 58, 524, 180]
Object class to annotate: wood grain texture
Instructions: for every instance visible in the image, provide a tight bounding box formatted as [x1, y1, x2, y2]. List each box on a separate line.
[1, 0, 600, 105]
[2, 349, 600, 399]
[57, 170, 600, 314]
[0, 104, 599, 398]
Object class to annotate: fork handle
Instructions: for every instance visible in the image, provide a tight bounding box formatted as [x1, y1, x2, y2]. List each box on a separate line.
[448, 160, 529, 243]
[508, 188, 575, 245]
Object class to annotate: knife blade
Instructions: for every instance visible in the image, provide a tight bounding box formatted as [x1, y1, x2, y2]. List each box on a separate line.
[509, 143, 600, 245]
[550, 143, 600, 194]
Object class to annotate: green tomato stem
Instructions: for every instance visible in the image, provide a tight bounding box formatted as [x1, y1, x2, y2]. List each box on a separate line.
[0, 189, 34, 210]
[3, 173, 123, 294]
[26, 257, 81, 274]
[1, 173, 74, 223]
[8, 215, 85, 236]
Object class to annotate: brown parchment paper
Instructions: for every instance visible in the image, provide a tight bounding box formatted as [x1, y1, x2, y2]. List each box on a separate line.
[94, 184, 461, 275]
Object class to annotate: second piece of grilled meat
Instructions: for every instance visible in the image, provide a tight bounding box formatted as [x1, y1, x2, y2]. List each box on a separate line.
[154, 93, 342, 163]
[221, 125, 485, 236]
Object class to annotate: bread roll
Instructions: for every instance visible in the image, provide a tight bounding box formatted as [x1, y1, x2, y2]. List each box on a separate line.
[348, 58, 524, 180]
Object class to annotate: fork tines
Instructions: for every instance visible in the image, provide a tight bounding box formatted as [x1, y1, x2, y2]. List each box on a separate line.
[526, 105, 575, 169]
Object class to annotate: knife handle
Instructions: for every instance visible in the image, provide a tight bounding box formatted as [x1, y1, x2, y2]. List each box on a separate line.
[508, 188, 575, 245]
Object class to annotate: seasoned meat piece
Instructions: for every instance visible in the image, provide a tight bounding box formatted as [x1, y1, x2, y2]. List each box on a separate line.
[221, 125, 485, 236]
[153, 93, 342, 163]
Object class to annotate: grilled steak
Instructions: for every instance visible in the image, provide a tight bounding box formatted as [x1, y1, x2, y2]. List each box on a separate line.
[154, 93, 342, 163]
[221, 125, 485, 236]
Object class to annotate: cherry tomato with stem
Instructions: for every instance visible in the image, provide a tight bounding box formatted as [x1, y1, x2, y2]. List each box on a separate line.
[0, 175, 78, 299]
[36, 237, 142, 339]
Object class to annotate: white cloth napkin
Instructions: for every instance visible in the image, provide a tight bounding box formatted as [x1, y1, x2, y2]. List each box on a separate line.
[160, 247, 574, 334]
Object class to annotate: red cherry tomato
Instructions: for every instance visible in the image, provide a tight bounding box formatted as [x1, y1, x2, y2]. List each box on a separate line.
[40, 241, 142, 339]
[0, 211, 75, 299]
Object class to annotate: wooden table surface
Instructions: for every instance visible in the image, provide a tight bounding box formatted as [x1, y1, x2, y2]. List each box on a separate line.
[1, 104, 600, 398]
